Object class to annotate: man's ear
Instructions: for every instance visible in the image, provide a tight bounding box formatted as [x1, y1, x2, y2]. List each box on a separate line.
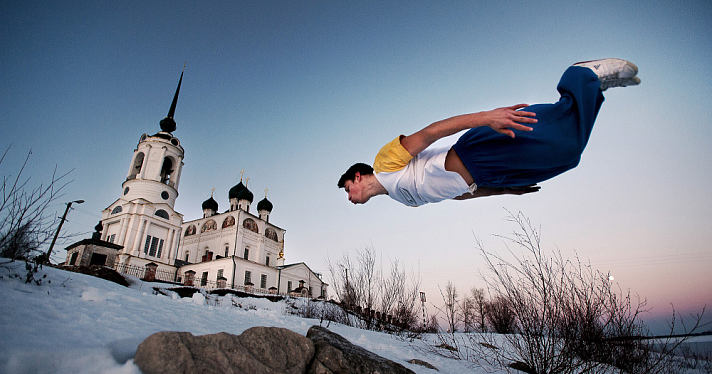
[354, 172, 361, 182]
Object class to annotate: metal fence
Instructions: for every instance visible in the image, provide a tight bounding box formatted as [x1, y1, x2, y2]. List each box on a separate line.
[113, 263, 177, 283]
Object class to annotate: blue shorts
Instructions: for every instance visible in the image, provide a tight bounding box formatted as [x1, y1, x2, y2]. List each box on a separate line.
[452, 66, 605, 187]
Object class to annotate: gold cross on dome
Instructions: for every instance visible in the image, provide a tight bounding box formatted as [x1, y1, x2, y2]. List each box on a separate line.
[210, 187, 215, 197]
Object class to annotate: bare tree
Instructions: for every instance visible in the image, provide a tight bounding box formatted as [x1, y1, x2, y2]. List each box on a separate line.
[437, 281, 459, 333]
[0, 147, 71, 261]
[470, 287, 488, 332]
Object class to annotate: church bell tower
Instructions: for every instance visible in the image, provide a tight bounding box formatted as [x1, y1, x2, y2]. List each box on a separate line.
[99, 69, 186, 269]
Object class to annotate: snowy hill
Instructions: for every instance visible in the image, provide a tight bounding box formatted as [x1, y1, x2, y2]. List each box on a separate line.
[0, 260, 490, 374]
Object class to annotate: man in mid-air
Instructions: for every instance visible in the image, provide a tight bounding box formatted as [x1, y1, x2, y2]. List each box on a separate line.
[338, 58, 640, 207]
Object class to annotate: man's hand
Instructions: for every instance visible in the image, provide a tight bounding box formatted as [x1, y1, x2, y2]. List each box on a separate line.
[500, 185, 541, 195]
[485, 104, 537, 138]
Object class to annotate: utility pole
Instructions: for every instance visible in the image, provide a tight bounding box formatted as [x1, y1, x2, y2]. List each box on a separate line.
[45, 200, 84, 264]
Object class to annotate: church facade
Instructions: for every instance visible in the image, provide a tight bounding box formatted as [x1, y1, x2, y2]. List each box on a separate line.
[71, 70, 327, 298]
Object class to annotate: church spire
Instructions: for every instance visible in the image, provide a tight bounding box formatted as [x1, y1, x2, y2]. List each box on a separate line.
[159, 65, 184, 133]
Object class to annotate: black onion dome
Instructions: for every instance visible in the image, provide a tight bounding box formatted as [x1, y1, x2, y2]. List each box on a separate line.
[257, 197, 273, 212]
[236, 186, 253, 202]
[228, 181, 246, 199]
[202, 196, 218, 211]
[94, 221, 103, 232]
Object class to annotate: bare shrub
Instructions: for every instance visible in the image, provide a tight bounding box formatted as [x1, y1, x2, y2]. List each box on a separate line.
[466, 212, 708, 374]
[326, 245, 422, 334]
[0, 147, 71, 261]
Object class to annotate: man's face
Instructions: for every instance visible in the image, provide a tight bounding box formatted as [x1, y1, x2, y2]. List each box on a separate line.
[343, 173, 369, 204]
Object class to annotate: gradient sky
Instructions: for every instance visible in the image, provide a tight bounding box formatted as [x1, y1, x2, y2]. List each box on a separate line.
[2, 1, 710, 333]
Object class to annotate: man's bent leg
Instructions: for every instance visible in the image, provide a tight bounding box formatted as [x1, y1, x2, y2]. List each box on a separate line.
[453, 66, 605, 187]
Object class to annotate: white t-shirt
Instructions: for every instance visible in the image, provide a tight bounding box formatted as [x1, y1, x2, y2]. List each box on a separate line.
[373, 137, 472, 207]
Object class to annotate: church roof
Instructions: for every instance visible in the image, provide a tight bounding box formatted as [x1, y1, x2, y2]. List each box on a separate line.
[159, 67, 184, 133]
[257, 197, 273, 212]
[236, 186, 253, 202]
[202, 196, 218, 211]
[228, 181, 246, 199]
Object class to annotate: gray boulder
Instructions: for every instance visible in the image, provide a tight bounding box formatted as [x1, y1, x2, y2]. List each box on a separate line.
[134, 326, 314, 374]
[306, 325, 415, 374]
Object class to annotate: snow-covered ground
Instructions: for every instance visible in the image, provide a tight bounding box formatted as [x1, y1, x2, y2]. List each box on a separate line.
[0, 260, 494, 374]
[1, 260, 709, 374]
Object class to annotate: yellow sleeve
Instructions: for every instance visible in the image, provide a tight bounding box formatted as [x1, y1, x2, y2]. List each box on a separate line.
[373, 136, 414, 173]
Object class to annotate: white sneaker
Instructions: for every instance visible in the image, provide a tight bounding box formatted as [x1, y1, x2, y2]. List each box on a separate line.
[574, 58, 640, 90]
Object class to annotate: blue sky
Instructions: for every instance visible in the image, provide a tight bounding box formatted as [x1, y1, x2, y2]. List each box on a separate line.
[2, 0, 711, 332]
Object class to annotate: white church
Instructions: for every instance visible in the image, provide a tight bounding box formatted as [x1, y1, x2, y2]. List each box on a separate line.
[64, 71, 328, 299]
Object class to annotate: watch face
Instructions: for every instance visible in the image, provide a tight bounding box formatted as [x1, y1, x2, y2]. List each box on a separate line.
[124, 187, 130, 195]
[161, 191, 170, 200]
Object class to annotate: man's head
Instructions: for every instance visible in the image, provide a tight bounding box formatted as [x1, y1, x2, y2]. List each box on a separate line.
[338, 163, 375, 204]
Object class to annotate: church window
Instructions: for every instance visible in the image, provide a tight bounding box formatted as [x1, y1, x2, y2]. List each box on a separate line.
[185, 225, 196, 236]
[265, 228, 278, 242]
[144, 236, 151, 254]
[260, 274, 267, 289]
[265, 256, 270, 266]
[287, 281, 292, 292]
[108, 234, 116, 243]
[217, 269, 224, 280]
[147, 236, 162, 257]
[244, 271, 252, 285]
[130, 152, 145, 179]
[160, 157, 174, 185]
[224, 245, 229, 257]
[201, 272, 208, 286]
[156, 239, 164, 258]
[243, 247, 249, 261]
[111, 206, 122, 214]
[243, 218, 258, 233]
[222, 216, 235, 228]
[184, 251, 190, 262]
[155, 209, 169, 219]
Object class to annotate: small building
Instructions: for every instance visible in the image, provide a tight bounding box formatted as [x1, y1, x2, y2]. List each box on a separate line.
[65, 223, 123, 267]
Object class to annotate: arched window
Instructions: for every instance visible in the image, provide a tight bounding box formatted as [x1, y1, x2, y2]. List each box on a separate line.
[155, 209, 169, 219]
[111, 206, 123, 214]
[184, 225, 196, 236]
[243, 218, 258, 233]
[184, 251, 190, 262]
[160, 157, 175, 185]
[265, 228, 278, 242]
[129, 152, 145, 179]
[222, 216, 235, 228]
[201, 220, 217, 233]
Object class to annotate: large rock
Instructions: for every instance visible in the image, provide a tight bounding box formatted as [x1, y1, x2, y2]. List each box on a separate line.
[306, 325, 415, 374]
[134, 326, 314, 374]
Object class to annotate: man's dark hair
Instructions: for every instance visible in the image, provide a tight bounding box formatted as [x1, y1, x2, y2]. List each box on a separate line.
[338, 163, 374, 188]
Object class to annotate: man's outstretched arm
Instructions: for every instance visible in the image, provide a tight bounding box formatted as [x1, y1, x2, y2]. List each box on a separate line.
[453, 185, 541, 200]
[400, 104, 538, 157]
